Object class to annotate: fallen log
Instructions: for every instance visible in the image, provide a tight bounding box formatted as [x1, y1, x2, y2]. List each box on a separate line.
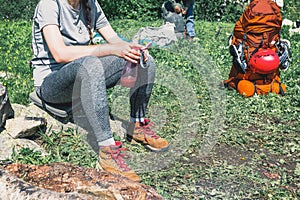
[0, 162, 164, 200]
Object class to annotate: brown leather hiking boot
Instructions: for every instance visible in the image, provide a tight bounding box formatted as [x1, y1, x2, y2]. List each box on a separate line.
[99, 145, 140, 182]
[127, 119, 170, 152]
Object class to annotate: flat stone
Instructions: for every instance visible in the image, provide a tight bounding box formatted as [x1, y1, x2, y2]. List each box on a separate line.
[5, 117, 47, 139]
[11, 103, 126, 139]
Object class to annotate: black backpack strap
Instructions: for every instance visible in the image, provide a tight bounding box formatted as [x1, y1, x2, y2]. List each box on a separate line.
[241, 33, 246, 59]
[279, 83, 285, 96]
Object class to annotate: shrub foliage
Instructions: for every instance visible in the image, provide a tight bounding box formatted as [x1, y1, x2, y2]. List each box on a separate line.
[0, 0, 298, 22]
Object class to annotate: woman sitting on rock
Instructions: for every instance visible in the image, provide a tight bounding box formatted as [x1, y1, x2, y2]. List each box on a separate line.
[31, 0, 170, 182]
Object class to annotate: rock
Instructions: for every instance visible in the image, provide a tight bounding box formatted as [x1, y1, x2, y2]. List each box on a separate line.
[12, 103, 77, 134]
[0, 103, 129, 159]
[1, 162, 164, 200]
[0, 102, 130, 161]
[0, 132, 47, 160]
[0, 103, 79, 161]
[11, 103, 127, 140]
[12, 103, 64, 135]
[5, 117, 47, 139]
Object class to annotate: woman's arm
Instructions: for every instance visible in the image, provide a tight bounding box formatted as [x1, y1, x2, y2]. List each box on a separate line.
[98, 24, 150, 62]
[98, 24, 124, 44]
[43, 24, 142, 63]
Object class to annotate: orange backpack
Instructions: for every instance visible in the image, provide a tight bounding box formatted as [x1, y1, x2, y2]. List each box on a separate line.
[223, 0, 287, 97]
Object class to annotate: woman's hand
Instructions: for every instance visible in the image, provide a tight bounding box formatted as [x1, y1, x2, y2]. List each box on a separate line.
[111, 42, 150, 64]
[98, 25, 151, 63]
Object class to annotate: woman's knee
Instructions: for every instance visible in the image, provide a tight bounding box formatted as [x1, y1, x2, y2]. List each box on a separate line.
[80, 56, 103, 69]
[78, 56, 105, 77]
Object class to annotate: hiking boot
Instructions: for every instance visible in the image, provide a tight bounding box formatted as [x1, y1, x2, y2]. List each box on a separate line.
[127, 119, 170, 152]
[99, 144, 140, 182]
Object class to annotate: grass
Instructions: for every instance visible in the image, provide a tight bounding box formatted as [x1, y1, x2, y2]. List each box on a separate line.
[0, 18, 299, 199]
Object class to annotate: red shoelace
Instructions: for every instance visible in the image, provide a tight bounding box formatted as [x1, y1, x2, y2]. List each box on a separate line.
[139, 120, 159, 140]
[108, 147, 131, 172]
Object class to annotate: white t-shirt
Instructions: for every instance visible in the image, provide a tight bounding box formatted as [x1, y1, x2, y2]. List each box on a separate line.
[31, 0, 109, 86]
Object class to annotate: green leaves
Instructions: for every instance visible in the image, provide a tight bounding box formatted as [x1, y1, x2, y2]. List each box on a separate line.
[11, 128, 98, 168]
[0, 20, 33, 104]
[1, 0, 299, 24]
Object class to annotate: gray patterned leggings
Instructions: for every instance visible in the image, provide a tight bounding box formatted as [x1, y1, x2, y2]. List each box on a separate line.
[37, 55, 155, 143]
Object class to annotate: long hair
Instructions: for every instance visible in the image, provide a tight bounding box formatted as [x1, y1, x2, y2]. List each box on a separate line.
[82, 0, 93, 44]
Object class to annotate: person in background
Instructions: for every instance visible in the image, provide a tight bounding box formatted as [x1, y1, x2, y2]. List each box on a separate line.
[162, 0, 185, 38]
[162, 0, 183, 14]
[176, 0, 196, 40]
[31, 0, 169, 182]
